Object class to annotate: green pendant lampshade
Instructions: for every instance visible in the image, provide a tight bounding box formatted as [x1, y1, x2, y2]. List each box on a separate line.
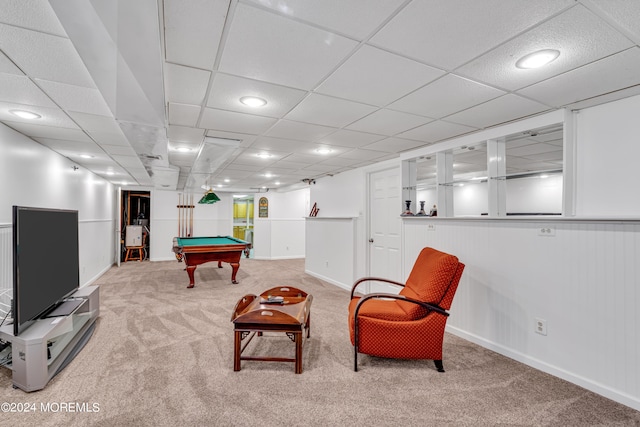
[198, 189, 220, 204]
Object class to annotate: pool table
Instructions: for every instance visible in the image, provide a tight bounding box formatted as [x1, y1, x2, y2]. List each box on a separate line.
[172, 236, 249, 288]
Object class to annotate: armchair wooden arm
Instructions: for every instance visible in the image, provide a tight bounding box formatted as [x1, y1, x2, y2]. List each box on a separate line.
[350, 277, 406, 298]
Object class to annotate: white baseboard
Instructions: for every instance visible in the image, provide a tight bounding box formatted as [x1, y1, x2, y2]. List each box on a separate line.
[446, 325, 640, 412]
[305, 270, 350, 292]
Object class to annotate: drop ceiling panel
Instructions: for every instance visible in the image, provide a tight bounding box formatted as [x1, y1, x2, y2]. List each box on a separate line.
[201, 108, 278, 134]
[346, 109, 432, 136]
[164, 63, 211, 105]
[249, 136, 312, 153]
[67, 112, 121, 133]
[163, 0, 228, 69]
[3, 121, 88, 141]
[337, 148, 388, 161]
[35, 79, 112, 116]
[206, 73, 307, 118]
[100, 144, 138, 156]
[362, 137, 429, 153]
[167, 125, 205, 143]
[445, 95, 550, 129]
[316, 45, 445, 106]
[0, 51, 22, 75]
[218, 3, 358, 90]
[0, 74, 56, 107]
[517, 48, 640, 107]
[586, 0, 640, 43]
[0, 0, 67, 36]
[457, 4, 635, 91]
[88, 130, 130, 147]
[0, 103, 78, 128]
[205, 129, 257, 147]
[33, 137, 102, 154]
[0, 24, 95, 87]
[389, 74, 505, 119]
[244, 0, 405, 39]
[168, 103, 201, 127]
[317, 129, 384, 148]
[264, 120, 337, 141]
[370, 0, 575, 70]
[285, 93, 377, 128]
[398, 120, 478, 143]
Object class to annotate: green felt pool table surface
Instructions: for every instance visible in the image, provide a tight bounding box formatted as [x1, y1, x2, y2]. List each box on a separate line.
[175, 236, 247, 247]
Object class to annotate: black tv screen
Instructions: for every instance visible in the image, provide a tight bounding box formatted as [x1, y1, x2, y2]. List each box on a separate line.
[12, 206, 80, 336]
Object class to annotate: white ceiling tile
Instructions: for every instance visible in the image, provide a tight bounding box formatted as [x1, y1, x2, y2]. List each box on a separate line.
[100, 144, 138, 156]
[201, 108, 278, 134]
[218, 3, 357, 90]
[88, 130, 131, 147]
[163, 0, 228, 69]
[4, 121, 88, 141]
[205, 129, 257, 147]
[346, 109, 432, 136]
[0, 24, 95, 87]
[164, 63, 211, 104]
[111, 155, 145, 168]
[317, 129, 384, 148]
[33, 137, 102, 153]
[517, 47, 640, 107]
[446, 95, 551, 129]
[167, 125, 205, 143]
[67, 111, 121, 133]
[168, 103, 201, 127]
[370, 0, 575, 70]
[285, 93, 377, 128]
[250, 136, 308, 153]
[457, 5, 635, 91]
[206, 73, 307, 118]
[0, 0, 68, 36]
[316, 45, 444, 106]
[0, 52, 23, 75]
[389, 74, 505, 119]
[586, 0, 640, 44]
[265, 119, 337, 141]
[0, 74, 56, 107]
[399, 120, 479, 143]
[36, 79, 112, 116]
[337, 148, 389, 161]
[0, 103, 78, 128]
[362, 137, 430, 153]
[244, 0, 405, 39]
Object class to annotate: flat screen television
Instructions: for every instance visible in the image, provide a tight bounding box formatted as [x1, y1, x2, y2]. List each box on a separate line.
[12, 206, 80, 336]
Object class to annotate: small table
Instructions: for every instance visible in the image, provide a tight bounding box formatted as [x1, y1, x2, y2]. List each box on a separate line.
[172, 236, 249, 287]
[231, 286, 312, 374]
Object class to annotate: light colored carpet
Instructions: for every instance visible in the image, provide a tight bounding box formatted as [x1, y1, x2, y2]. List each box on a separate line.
[1, 258, 638, 426]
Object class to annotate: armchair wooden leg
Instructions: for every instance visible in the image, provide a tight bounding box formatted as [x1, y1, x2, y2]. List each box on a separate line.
[434, 359, 445, 372]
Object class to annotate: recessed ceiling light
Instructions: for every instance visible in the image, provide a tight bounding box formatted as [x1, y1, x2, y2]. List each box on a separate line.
[175, 147, 192, 152]
[315, 148, 333, 155]
[105, 171, 115, 176]
[256, 153, 272, 159]
[224, 178, 230, 183]
[264, 172, 273, 178]
[10, 109, 41, 120]
[275, 181, 280, 186]
[80, 154, 94, 159]
[516, 49, 560, 69]
[240, 96, 267, 107]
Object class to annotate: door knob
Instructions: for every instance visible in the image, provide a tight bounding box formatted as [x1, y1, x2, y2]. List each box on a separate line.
[368, 238, 374, 243]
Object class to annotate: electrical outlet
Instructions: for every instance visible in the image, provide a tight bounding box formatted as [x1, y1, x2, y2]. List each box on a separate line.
[427, 224, 436, 231]
[535, 318, 547, 336]
[325, 261, 329, 267]
[537, 226, 555, 237]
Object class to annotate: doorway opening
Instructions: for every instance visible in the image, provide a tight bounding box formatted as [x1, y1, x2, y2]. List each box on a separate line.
[120, 191, 150, 262]
[233, 195, 253, 258]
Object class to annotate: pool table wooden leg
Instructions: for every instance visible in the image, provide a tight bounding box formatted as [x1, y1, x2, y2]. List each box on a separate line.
[186, 265, 196, 288]
[230, 262, 240, 284]
[218, 261, 223, 268]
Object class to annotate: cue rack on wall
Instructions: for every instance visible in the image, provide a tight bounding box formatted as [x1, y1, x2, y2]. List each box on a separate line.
[177, 193, 194, 237]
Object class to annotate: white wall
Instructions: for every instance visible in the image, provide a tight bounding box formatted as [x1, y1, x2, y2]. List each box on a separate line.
[0, 123, 115, 311]
[253, 188, 308, 260]
[304, 95, 640, 411]
[576, 94, 640, 216]
[150, 190, 234, 260]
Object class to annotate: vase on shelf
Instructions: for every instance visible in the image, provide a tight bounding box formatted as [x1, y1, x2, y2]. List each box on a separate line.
[401, 200, 414, 216]
[416, 201, 427, 216]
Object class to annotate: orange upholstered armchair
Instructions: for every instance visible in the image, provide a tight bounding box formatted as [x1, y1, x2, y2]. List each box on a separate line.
[348, 247, 464, 372]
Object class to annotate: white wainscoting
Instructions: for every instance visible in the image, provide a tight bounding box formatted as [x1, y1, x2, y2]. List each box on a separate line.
[253, 218, 306, 260]
[0, 224, 12, 317]
[402, 217, 640, 411]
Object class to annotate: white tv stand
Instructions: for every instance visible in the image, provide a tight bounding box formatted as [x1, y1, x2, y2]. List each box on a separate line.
[0, 285, 99, 392]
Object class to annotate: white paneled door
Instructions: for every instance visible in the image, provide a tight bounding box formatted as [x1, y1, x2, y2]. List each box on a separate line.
[368, 167, 402, 292]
